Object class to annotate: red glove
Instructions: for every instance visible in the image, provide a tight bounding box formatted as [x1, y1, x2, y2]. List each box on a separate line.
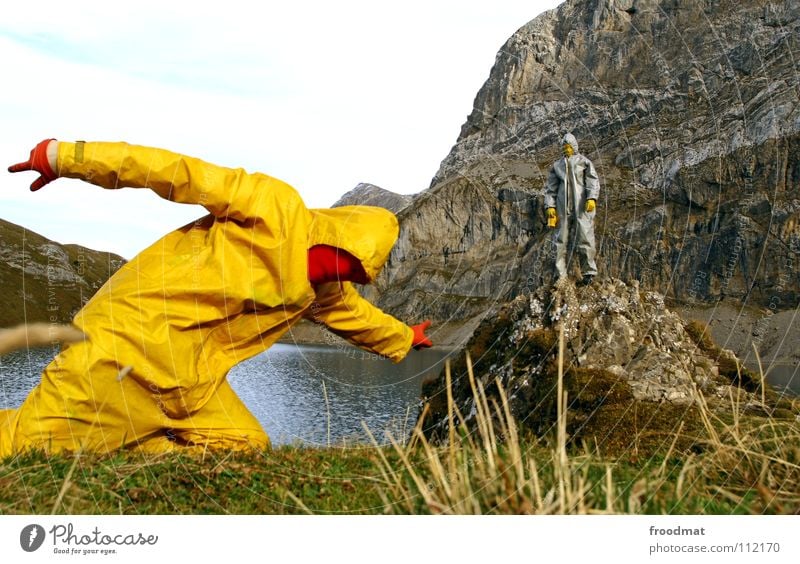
[410, 320, 433, 349]
[8, 139, 57, 191]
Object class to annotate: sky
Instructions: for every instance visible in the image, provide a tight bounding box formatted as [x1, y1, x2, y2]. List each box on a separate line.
[1, 0, 562, 259]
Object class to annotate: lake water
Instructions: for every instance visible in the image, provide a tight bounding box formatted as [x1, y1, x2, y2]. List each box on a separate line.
[0, 344, 455, 447]
[2, 344, 796, 448]
[757, 362, 800, 397]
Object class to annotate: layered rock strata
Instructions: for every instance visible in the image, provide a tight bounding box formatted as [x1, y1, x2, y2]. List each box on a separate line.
[376, 0, 800, 346]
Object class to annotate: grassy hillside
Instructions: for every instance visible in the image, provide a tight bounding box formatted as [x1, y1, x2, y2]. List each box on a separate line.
[0, 218, 125, 327]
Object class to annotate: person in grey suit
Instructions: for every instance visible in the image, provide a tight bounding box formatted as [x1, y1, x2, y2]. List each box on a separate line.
[544, 133, 600, 285]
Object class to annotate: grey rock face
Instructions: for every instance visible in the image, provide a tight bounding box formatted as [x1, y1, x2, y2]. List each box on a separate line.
[377, 0, 800, 330]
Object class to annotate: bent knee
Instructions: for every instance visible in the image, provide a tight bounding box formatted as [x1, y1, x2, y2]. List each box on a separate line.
[176, 428, 271, 452]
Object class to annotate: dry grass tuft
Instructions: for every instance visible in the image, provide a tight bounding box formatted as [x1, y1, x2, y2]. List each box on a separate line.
[370, 337, 800, 514]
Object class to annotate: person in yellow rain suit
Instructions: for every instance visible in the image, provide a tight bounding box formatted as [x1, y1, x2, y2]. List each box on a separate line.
[0, 139, 433, 456]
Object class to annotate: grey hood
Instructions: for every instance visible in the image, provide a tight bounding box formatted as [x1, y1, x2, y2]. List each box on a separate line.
[562, 133, 579, 154]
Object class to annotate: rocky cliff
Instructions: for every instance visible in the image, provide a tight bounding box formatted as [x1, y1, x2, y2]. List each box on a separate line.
[376, 0, 800, 348]
[0, 218, 125, 327]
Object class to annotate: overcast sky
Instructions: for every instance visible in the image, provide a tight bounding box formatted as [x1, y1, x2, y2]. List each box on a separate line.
[1, 0, 561, 258]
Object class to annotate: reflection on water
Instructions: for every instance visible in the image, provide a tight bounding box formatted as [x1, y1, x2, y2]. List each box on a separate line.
[0, 344, 454, 447]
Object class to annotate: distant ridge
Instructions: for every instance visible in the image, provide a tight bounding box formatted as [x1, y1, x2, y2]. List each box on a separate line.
[332, 183, 413, 214]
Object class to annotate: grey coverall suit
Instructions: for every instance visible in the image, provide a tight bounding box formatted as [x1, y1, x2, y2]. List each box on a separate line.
[544, 133, 600, 279]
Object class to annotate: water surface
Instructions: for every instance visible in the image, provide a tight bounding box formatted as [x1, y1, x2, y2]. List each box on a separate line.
[2, 344, 795, 447]
[0, 344, 454, 446]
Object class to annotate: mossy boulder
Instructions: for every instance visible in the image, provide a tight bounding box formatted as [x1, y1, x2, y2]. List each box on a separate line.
[420, 278, 797, 457]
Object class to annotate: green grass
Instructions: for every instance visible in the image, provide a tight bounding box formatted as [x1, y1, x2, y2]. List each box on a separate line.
[2, 391, 797, 515]
[0, 446, 398, 514]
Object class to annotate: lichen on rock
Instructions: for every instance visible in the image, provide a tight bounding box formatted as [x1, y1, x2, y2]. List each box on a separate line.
[419, 277, 797, 457]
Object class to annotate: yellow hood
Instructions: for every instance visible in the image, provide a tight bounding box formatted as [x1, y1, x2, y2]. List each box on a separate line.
[307, 206, 399, 283]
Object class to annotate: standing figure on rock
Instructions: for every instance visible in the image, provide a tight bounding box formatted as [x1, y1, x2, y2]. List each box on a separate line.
[544, 133, 600, 286]
[1, 138, 433, 457]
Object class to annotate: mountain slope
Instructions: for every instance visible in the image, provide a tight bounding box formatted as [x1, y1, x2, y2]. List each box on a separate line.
[0, 218, 125, 327]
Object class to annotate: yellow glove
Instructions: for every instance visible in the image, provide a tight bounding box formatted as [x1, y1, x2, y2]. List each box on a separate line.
[586, 199, 596, 213]
[546, 207, 557, 228]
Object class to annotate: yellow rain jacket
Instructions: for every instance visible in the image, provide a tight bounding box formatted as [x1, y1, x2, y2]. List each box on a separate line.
[0, 141, 413, 456]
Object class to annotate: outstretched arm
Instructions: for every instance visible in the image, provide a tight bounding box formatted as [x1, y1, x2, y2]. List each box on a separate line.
[9, 139, 301, 222]
[308, 282, 418, 363]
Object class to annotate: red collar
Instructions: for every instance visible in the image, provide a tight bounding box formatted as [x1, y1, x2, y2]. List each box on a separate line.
[307, 245, 368, 285]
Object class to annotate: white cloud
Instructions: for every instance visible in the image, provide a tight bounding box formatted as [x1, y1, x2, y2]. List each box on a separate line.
[1, 0, 561, 258]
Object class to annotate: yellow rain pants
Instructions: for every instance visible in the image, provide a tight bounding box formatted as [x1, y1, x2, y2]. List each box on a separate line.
[0, 141, 413, 457]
